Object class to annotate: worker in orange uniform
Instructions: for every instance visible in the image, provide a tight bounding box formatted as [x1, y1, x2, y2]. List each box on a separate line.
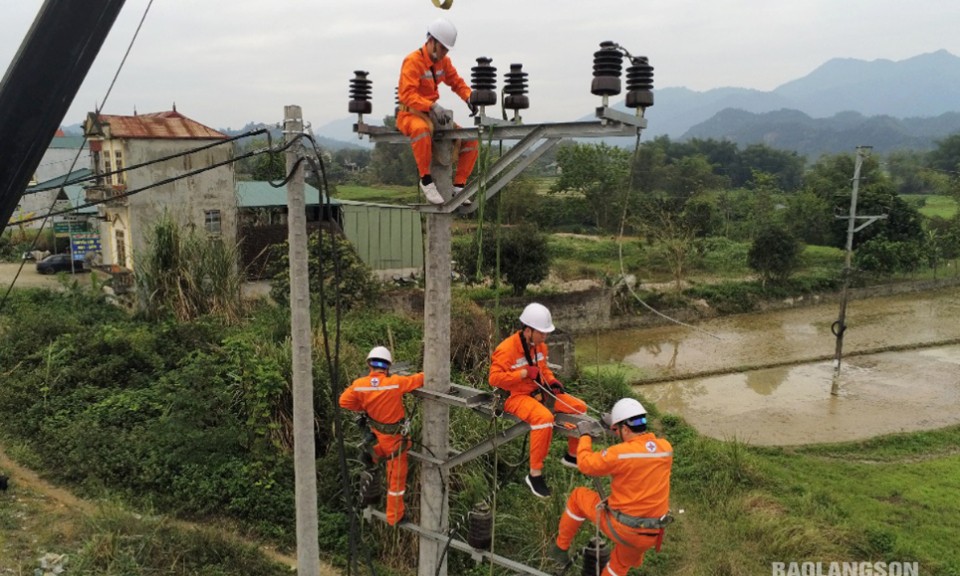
[547, 398, 674, 575]
[397, 17, 478, 205]
[339, 346, 424, 526]
[489, 303, 588, 499]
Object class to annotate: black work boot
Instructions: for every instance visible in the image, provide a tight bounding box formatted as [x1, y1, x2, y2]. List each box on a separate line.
[525, 474, 551, 498]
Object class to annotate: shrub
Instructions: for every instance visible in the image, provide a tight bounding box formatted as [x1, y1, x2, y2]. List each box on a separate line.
[268, 229, 380, 311]
[748, 226, 802, 286]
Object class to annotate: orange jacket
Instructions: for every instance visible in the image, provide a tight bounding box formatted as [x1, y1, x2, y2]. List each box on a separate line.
[339, 370, 425, 425]
[489, 331, 558, 396]
[398, 45, 471, 113]
[576, 433, 672, 518]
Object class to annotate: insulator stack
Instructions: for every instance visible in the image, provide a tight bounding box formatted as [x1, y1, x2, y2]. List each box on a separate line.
[625, 56, 655, 109]
[469, 57, 497, 107]
[503, 63, 529, 110]
[581, 537, 610, 576]
[591, 41, 623, 97]
[466, 502, 493, 550]
[348, 70, 372, 115]
[394, 86, 400, 117]
[359, 469, 381, 507]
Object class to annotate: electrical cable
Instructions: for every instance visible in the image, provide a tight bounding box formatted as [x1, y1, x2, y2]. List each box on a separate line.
[615, 129, 723, 340]
[295, 127, 381, 576]
[0, 0, 158, 312]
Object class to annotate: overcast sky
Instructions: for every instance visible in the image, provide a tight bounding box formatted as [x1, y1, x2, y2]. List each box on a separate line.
[3, 0, 959, 134]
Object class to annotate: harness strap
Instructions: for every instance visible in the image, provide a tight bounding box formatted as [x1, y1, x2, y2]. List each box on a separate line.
[398, 104, 435, 133]
[601, 507, 667, 551]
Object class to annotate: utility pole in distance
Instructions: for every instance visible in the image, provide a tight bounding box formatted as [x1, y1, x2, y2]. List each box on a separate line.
[831, 145, 885, 396]
[284, 104, 321, 575]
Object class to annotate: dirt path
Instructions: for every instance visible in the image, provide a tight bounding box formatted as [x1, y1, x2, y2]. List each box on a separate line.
[0, 443, 337, 574]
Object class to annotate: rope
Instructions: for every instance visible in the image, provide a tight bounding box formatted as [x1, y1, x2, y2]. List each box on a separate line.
[615, 126, 723, 340]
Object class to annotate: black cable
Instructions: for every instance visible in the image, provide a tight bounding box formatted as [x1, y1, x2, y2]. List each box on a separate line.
[15, 141, 283, 225]
[27, 129, 269, 193]
[0, 0, 161, 313]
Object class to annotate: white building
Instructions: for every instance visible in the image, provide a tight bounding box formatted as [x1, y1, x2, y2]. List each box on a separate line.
[83, 108, 236, 270]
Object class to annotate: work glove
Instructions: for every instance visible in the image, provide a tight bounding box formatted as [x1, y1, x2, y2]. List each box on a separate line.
[525, 365, 539, 381]
[549, 380, 565, 394]
[429, 103, 452, 127]
[576, 420, 602, 438]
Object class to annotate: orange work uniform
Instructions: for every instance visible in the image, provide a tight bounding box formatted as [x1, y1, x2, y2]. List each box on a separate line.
[489, 331, 587, 472]
[556, 433, 673, 576]
[339, 369, 424, 525]
[396, 45, 478, 184]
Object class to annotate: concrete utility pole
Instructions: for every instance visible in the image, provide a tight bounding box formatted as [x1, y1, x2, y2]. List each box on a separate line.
[831, 145, 884, 396]
[418, 136, 454, 576]
[284, 105, 321, 575]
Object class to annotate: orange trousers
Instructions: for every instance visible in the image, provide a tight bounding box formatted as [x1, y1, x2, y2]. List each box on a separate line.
[396, 112, 478, 184]
[557, 487, 660, 576]
[503, 392, 587, 471]
[372, 429, 410, 526]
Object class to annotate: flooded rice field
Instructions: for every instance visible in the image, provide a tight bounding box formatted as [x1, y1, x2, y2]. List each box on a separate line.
[576, 287, 960, 445]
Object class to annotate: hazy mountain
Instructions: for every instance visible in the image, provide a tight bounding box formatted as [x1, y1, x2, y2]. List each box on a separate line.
[642, 50, 960, 140]
[682, 108, 960, 157]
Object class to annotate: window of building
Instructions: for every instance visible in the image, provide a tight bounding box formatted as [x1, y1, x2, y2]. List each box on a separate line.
[115, 230, 126, 268]
[114, 150, 125, 185]
[204, 210, 222, 235]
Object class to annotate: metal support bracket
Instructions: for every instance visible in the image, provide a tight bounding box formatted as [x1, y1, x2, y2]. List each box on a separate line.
[363, 508, 555, 576]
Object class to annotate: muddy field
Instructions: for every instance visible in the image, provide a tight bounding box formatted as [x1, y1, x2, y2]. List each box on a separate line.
[578, 287, 960, 445]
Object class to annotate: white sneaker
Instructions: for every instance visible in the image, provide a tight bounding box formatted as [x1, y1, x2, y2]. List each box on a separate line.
[419, 180, 444, 205]
[453, 186, 471, 206]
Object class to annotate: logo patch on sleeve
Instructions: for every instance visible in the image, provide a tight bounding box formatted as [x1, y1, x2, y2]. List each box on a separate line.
[646, 441, 657, 452]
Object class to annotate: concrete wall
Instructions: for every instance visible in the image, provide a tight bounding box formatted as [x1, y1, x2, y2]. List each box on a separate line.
[103, 138, 236, 269]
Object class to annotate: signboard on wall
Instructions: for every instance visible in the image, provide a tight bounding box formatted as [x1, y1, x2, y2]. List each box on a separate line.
[70, 233, 101, 262]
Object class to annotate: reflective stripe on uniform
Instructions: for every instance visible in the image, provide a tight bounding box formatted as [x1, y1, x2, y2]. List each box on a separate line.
[564, 507, 586, 522]
[388, 490, 405, 497]
[606, 565, 621, 576]
[410, 132, 431, 143]
[530, 422, 553, 431]
[618, 451, 673, 459]
[353, 385, 401, 392]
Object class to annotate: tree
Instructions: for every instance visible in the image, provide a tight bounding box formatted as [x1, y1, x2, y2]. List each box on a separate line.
[748, 226, 801, 287]
[268, 229, 379, 310]
[552, 142, 630, 232]
[634, 197, 698, 291]
[368, 116, 418, 186]
[455, 222, 550, 295]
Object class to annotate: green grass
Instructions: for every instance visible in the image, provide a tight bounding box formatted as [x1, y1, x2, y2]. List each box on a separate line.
[547, 234, 647, 281]
[335, 184, 418, 204]
[901, 194, 958, 219]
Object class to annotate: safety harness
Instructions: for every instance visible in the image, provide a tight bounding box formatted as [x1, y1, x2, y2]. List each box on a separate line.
[518, 330, 556, 411]
[358, 414, 411, 464]
[601, 504, 673, 553]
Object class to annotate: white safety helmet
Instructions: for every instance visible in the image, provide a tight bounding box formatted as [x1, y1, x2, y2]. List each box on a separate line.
[519, 302, 555, 333]
[610, 398, 647, 427]
[426, 18, 458, 49]
[367, 346, 393, 367]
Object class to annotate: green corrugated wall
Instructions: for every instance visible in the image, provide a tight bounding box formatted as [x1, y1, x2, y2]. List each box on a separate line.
[340, 204, 423, 272]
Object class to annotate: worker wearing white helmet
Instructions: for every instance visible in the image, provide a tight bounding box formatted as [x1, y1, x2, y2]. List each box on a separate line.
[489, 303, 588, 499]
[547, 398, 674, 574]
[339, 346, 424, 525]
[396, 17, 478, 205]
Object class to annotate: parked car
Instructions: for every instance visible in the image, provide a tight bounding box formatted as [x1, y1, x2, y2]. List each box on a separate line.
[36, 253, 84, 274]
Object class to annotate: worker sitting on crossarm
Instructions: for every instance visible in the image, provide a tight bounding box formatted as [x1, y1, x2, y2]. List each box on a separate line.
[548, 398, 674, 575]
[339, 346, 424, 526]
[396, 17, 478, 205]
[489, 302, 588, 499]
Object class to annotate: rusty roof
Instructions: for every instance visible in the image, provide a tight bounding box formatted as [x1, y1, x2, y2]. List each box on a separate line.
[92, 110, 227, 140]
